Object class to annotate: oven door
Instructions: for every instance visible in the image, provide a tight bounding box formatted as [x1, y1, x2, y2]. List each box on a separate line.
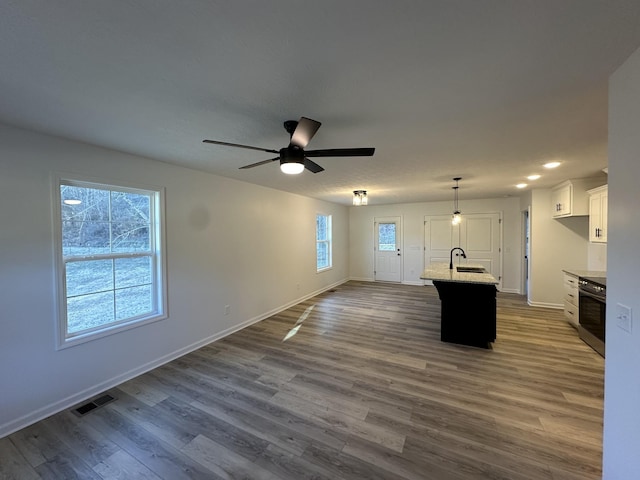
[578, 289, 606, 356]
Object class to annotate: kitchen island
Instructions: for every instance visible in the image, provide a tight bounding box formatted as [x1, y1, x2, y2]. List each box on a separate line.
[421, 263, 499, 348]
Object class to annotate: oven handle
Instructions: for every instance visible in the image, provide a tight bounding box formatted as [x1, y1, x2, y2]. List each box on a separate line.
[579, 289, 606, 303]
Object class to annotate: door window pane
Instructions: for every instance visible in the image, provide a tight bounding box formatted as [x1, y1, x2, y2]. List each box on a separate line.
[378, 223, 396, 251]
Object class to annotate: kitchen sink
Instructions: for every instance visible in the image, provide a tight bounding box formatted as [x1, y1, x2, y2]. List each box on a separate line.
[456, 266, 486, 273]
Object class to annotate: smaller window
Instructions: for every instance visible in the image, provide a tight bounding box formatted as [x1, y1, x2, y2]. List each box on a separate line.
[316, 214, 332, 271]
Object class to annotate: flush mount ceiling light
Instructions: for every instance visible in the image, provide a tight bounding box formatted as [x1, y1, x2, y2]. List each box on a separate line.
[451, 177, 462, 225]
[543, 161, 561, 169]
[527, 174, 541, 181]
[353, 190, 368, 206]
[516, 183, 528, 189]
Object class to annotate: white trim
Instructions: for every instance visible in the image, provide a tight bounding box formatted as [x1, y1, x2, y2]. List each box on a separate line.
[0, 277, 348, 439]
[500, 288, 522, 294]
[527, 301, 563, 309]
[349, 276, 375, 282]
[401, 280, 424, 286]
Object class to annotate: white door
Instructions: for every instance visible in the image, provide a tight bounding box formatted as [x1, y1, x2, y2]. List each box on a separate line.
[424, 213, 502, 289]
[424, 215, 459, 266]
[459, 212, 502, 288]
[374, 217, 402, 282]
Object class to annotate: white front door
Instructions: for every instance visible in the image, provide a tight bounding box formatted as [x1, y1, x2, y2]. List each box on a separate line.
[374, 217, 402, 282]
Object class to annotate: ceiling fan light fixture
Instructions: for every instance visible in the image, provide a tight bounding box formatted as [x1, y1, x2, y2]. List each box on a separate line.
[353, 190, 368, 206]
[280, 161, 304, 174]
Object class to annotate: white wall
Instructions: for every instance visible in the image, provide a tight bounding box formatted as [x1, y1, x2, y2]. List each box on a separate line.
[588, 242, 607, 271]
[349, 197, 523, 293]
[603, 45, 640, 479]
[528, 189, 591, 307]
[0, 124, 349, 437]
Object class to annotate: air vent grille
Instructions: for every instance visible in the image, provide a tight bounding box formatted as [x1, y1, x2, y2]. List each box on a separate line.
[72, 393, 116, 416]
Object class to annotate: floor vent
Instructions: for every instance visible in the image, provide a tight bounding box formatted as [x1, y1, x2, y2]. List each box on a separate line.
[72, 393, 116, 417]
[328, 289, 337, 293]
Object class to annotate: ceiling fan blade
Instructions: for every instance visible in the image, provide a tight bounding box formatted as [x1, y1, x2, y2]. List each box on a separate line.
[239, 157, 280, 169]
[290, 117, 321, 149]
[304, 158, 325, 173]
[203, 139, 279, 154]
[305, 147, 375, 157]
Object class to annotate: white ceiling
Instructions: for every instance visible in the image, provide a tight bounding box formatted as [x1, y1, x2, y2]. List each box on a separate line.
[2, 1, 639, 205]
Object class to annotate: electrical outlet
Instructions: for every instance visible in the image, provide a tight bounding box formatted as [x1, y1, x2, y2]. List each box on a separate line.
[616, 303, 632, 333]
[224, 305, 231, 316]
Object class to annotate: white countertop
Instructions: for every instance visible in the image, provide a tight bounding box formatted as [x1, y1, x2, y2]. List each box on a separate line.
[562, 269, 606, 278]
[420, 262, 499, 285]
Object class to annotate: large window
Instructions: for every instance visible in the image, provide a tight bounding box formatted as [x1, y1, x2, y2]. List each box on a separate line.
[316, 214, 332, 271]
[55, 178, 166, 347]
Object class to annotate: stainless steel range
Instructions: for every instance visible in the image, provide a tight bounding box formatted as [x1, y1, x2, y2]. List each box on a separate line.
[578, 276, 606, 357]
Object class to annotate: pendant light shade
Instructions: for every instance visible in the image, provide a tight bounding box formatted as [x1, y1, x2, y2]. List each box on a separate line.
[451, 177, 462, 225]
[353, 190, 368, 206]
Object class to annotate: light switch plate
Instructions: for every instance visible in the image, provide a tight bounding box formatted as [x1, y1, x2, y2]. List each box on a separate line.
[616, 303, 632, 333]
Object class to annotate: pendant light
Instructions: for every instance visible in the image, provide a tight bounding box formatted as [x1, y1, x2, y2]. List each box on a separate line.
[451, 177, 462, 225]
[353, 190, 368, 206]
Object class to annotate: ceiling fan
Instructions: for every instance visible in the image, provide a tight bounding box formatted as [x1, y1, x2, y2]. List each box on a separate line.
[203, 116, 375, 174]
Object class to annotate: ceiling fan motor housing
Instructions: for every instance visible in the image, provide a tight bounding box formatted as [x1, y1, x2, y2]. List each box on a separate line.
[280, 146, 304, 166]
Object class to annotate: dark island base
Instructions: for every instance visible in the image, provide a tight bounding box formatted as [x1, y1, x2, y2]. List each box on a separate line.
[433, 280, 497, 349]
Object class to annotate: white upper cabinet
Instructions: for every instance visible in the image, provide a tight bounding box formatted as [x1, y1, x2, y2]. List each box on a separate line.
[588, 185, 608, 243]
[551, 178, 606, 218]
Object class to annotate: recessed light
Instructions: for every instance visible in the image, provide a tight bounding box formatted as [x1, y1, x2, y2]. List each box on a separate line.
[543, 161, 561, 169]
[516, 183, 528, 189]
[527, 174, 541, 180]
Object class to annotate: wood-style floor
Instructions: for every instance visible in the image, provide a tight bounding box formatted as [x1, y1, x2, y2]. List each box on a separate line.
[1, 281, 605, 479]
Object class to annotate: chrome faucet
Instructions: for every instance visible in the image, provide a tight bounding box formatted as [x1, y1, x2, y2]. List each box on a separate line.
[449, 247, 467, 269]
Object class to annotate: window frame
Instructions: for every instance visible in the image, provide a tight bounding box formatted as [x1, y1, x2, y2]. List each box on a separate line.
[53, 174, 167, 349]
[316, 213, 332, 272]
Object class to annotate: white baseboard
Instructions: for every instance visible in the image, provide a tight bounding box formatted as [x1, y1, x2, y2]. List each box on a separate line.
[402, 280, 424, 286]
[499, 288, 521, 294]
[349, 276, 375, 282]
[527, 300, 563, 309]
[0, 278, 349, 439]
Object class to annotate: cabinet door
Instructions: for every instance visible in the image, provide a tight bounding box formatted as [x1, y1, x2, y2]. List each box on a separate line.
[589, 194, 602, 242]
[552, 184, 572, 217]
[589, 188, 608, 243]
[600, 190, 608, 242]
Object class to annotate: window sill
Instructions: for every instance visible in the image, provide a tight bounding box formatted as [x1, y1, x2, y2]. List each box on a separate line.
[56, 313, 168, 350]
